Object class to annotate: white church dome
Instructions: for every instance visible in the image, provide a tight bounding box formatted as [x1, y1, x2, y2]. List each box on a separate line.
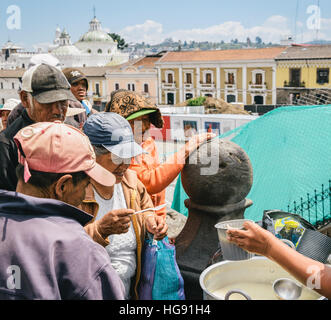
[77, 17, 115, 44]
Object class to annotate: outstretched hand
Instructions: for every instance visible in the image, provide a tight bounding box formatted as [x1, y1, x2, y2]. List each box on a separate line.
[185, 132, 216, 158]
[226, 221, 274, 257]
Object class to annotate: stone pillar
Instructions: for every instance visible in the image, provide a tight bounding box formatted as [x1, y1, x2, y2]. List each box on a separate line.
[175, 138, 254, 300]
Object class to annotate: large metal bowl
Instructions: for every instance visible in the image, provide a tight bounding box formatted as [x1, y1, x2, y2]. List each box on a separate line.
[200, 257, 325, 300]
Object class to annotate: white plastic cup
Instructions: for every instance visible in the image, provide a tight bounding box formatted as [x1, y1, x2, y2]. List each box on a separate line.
[215, 219, 254, 261]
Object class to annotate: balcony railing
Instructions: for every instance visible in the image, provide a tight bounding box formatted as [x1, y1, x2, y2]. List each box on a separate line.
[284, 80, 306, 88]
[184, 83, 193, 89]
[248, 83, 267, 91]
[225, 83, 237, 90]
[162, 82, 176, 90]
[199, 82, 215, 90]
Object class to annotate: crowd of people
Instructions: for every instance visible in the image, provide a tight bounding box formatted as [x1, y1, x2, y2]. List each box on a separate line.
[0, 56, 213, 300]
[0, 55, 330, 300]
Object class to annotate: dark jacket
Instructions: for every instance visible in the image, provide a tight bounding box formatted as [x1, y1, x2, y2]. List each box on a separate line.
[0, 110, 34, 191]
[0, 190, 125, 300]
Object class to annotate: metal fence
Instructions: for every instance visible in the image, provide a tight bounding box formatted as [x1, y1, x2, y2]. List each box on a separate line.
[287, 180, 331, 229]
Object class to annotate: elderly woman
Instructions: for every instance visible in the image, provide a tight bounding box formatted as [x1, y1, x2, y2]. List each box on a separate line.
[82, 112, 168, 300]
[106, 90, 215, 217]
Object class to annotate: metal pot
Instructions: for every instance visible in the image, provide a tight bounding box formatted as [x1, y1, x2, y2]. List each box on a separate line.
[199, 257, 325, 300]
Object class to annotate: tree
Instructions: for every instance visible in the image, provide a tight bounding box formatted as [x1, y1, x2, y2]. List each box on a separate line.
[255, 36, 262, 45]
[108, 33, 128, 50]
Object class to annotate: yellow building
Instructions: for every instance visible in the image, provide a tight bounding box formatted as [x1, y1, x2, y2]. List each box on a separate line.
[155, 47, 287, 106]
[276, 45, 331, 105]
[78, 66, 115, 111]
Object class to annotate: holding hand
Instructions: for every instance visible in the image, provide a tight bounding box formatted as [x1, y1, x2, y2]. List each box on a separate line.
[226, 221, 274, 256]
[145, 214, 168, 241]
[96, 209, 134, 239]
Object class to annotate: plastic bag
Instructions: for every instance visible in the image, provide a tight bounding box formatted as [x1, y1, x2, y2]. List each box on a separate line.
[138, 234, 185, 300]
[262, 210, 316, 248]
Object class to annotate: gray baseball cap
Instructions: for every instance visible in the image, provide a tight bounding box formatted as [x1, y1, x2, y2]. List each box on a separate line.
[21, 64, 77, 104]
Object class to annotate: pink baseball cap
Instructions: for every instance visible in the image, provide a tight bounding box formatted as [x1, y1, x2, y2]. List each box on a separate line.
[14, 121, 116, 186]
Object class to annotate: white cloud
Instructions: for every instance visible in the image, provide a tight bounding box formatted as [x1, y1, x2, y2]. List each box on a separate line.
[119, 20, 163, 45]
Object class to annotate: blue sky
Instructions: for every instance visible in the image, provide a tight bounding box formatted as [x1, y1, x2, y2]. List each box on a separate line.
[1, 0, 331, 50]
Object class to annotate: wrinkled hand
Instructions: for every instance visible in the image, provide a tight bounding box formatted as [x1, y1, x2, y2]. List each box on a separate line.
[226, 221, 274, 256]
[185, 132, 216, 157]
[145, 215, 168, 241]
[96, 209, 134, 239]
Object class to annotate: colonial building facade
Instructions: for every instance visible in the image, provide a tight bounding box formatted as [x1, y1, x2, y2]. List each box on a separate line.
[275, 45, 331, 105]
[155, 47, 286, 106]
[106, 53, 164, 105]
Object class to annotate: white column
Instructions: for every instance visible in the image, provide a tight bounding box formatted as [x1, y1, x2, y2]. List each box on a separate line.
[216, 67, 221, 99]
[158, 68, 162, 105]
[272, 66, 277, 105]
[196, 67, 200, 97]
[242, 66, 247, 104]
[179, 66, 183, 103]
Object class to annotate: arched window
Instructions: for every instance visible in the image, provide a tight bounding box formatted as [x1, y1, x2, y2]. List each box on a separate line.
[97, 49, 102, 54]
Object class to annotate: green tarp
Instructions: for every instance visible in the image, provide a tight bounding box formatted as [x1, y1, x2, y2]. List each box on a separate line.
[171, 105, 331, 225]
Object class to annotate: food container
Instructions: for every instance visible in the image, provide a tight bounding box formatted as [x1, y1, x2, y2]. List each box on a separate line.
[215, 219, 254, 261]
[199, 257, 325, 300]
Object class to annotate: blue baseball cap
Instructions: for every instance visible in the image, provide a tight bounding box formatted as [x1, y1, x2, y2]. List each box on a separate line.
[83, 112, 147, 159]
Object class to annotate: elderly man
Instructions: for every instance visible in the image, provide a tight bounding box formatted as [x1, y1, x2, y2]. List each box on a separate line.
[0, 121, 124, 300]
[82, 112, 168, 300]
[0, 64, 76, 191]
[7, 54, 62, 127]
